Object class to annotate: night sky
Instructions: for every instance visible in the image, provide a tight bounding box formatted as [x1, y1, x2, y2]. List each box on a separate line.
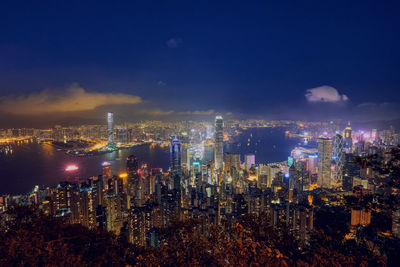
[0, 1, 399, 127]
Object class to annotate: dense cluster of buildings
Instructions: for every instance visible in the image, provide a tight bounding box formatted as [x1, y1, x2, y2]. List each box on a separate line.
[1, 115, 400, 248]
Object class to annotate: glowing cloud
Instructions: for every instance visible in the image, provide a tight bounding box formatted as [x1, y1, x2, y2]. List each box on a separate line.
[305, 86, 348, 103]
[0, 84, 142, 115]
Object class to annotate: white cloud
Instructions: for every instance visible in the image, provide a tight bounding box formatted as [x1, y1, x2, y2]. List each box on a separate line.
[0, 84, 142, 115]
[166, 38, 182, 48]
[305, 86, 349, 103]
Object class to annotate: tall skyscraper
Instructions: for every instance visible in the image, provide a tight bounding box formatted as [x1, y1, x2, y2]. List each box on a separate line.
[170, 137, 182, 173]
[224, 152, 241, 173]
[214, 116, 224, 171]
[258, 164, 269, 189]
[102, 162, 111, 179]
[102, 161, 112, 188]
[127, 155, 139, 175]
[342, 153, 360, 191]
[107, 112, 114, 145]
[344, 123, 352, 152]
[317, 137, 332, 188]
[126, 155, 139, 200]
[333, 133, 344, 184]
[170, 137, 182, 191]
[245, 154, 255, 171]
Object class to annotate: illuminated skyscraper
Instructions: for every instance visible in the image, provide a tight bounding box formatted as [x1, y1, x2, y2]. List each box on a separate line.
[333, 133, 344, 184]
[102, 162, 111, 183]
[77, 186, 98, 229]
[127, 155, 139, 176]
[224, 152, 241, 173]
[107, 112, 114, 145]
[344, 123, 352, 152]
[104, 192, 123, 234]
[317, 137, 332, 188]
[170, 137, 182, 173]
[126, 155, 139, 201]
[214, 116, 224, 171]
[258, 164, 270, 189]
[170, 137, 182, 191]
[342, 153, 360, 191]
[245, 154, 255, 170]
[308, 155, 318, 174]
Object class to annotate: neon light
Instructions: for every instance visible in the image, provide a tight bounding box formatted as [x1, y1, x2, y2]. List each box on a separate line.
[65, 165, 78, 171]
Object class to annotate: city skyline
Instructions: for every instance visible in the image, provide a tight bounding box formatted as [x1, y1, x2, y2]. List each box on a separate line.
[1, 2, 400, 265]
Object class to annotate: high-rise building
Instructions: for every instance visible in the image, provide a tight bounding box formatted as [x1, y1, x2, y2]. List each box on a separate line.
[170, 137, 182, 191]
[344, 123, 352, 152]
[317, 137, 332, 188]
[104, 192, 123, 234]
[170, 137, 182, 173]
[258, 164, 270, 189]
[77, 186, 98, 229]
[333, 133, 344, 184]
[245, 154, 255, 170]
[127, 155, 139, 176]
[307, 155, 318, 174]
[267, 164, 281, 185]
[214, 116, 224, 171]
[342, 153, 360, 191]
[102, 162, 111, 186]
[126, 155, 139, 201]
[116, 128, 129, 144]
[107, 112, 114, 146]
[224, 153, 240, 173]
[54, 181, 79, 223]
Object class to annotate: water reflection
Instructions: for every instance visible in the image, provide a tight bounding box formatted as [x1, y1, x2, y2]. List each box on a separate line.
[0, 128, 305, 195]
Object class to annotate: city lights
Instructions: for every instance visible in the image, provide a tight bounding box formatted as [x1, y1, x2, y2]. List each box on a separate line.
[0, 2, 399, 264]
[65, 164, 78, 171]
[119, 172, 128, 178]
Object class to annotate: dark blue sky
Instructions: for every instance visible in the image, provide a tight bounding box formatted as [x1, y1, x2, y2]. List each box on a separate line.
[0, 1, 399, 126]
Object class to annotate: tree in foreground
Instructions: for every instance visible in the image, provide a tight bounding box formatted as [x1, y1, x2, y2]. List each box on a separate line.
[0, 206, 391, 266]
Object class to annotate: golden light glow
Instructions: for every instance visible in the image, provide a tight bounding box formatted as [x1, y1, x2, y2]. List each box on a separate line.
[0, 137, 34, 144]
[308, 195, 313, 206]
[309, 183, 319, 191]
[248, 175, 257, 181]
[119, 172, 128, 185]
[119, 172, 128, 178]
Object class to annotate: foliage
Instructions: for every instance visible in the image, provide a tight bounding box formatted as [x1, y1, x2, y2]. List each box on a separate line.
[0, 206, 134, 266]
[0, 206, 392, 266]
